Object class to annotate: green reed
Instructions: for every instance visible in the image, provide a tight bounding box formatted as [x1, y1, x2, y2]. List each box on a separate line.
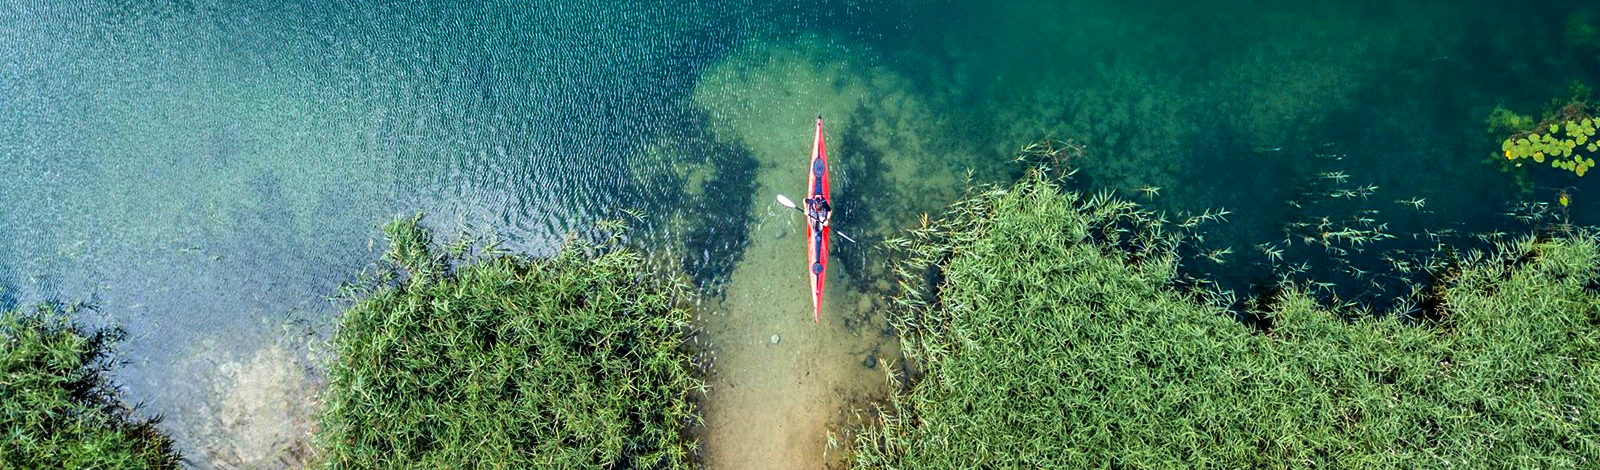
[0, 304, 181, 469]
[853, 170, 1600, 469]
[316, 215, 702, 469]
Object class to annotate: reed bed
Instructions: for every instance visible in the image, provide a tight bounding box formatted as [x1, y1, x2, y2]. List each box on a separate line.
[853, 170, 1600, 469]
[0, 304, 180, 469]
[317, 216, 701, 469]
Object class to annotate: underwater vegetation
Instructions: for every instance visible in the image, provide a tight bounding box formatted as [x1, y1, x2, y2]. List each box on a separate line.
[852, 170, 1600, 469]
[1497, 101, 1599, 177]
[1569, 9, 1600, 62]
[316, 215, 702, 468]
[0, 304, 181, 469]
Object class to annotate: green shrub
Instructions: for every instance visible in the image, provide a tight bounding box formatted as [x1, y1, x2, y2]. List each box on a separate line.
[854, 171, 1600, 469]
[316, 216, 702, 469]
[0, 304, 181, 469]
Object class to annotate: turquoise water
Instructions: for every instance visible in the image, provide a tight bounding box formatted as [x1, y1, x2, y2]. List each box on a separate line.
[2, 0, 1597, 466]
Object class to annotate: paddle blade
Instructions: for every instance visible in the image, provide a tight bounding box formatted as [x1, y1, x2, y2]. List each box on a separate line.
[776, 194, 798, 209]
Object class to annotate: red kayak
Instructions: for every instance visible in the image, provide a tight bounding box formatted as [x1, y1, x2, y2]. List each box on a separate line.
[806, 116, 830, 323]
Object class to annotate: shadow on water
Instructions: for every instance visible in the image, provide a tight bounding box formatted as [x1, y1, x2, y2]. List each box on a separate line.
[0, 219, 14, 311]
[0, 280, 15, 313]
[0, 259, 14, 315]
[830, 125, 890, 293]
[680, 125, 759, 298]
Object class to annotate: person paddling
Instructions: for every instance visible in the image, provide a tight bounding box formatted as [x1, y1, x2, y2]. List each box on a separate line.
[805, 195, 832, 231]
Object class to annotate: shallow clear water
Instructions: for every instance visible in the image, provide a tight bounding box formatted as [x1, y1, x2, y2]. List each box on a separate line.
[2, 0, 1597, 467]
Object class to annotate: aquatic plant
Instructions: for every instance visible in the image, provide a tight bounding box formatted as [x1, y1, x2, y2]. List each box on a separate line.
[0, 304, 181, 469]
[1485, 105, 1537, 137]
[1568, 10, 1600, 59]
[1499, 101, 1598, 177]
[852, 170, 1600, 469]
[317, 215, 702, 468]
[1011, 138, 1088, 182]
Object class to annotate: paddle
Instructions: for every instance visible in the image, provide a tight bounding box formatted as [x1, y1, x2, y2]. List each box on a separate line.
[776, 194, 857, 243]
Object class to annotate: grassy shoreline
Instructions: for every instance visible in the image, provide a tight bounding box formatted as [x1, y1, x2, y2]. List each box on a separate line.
[7, 178, 1595, 468]
[853, 170, 1600, 469]
[314, 215, 703, 468]
[0, 303, 181, 469]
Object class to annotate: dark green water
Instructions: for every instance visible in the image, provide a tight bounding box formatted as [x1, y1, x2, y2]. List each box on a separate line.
[2, 0, 1596, 465]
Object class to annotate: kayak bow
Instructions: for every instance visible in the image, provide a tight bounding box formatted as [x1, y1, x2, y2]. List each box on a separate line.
[806, 116, 830, 323]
